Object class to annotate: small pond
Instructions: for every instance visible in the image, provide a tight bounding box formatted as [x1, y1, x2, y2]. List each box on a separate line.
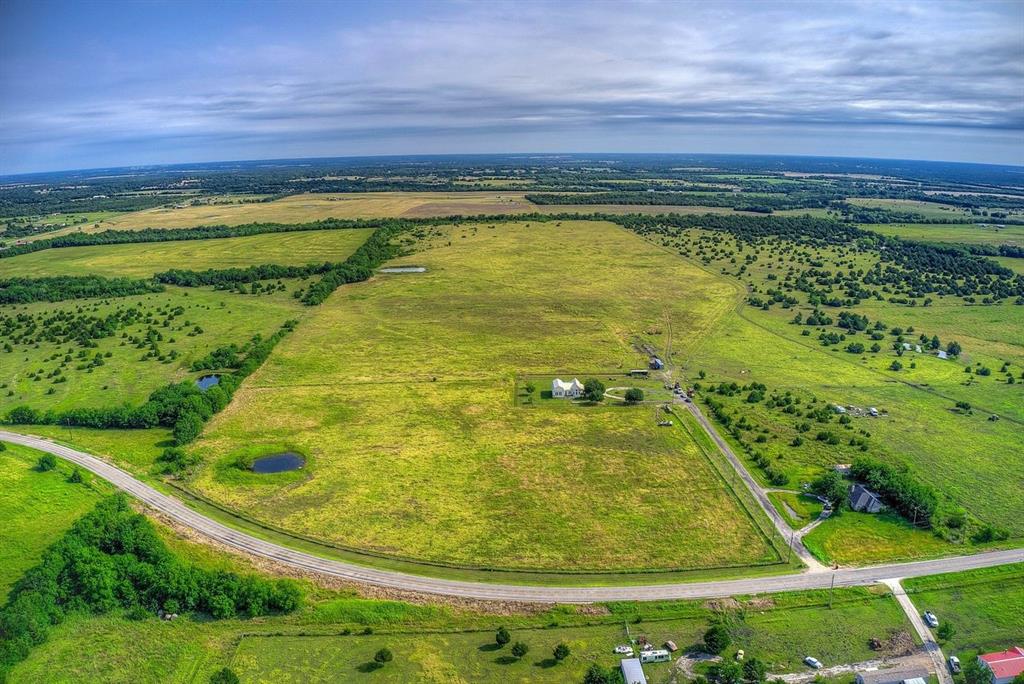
[196, 374, 220, 391]
[379, 266, 427, 273]
[251, 452, 305, 474]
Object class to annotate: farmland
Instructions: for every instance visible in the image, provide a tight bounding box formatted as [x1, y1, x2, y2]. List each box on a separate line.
[184, 219, 780, 572]
[0, 227, 373, 278]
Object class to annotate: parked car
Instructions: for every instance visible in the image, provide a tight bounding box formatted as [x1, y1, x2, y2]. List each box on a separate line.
[614, 645, 634, 655]
[805, 657, 823, 669]
[948, 656, 961, 674]
[923, 611, 939, 628]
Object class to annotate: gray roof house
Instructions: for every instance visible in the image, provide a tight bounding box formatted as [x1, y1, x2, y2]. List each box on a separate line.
[850, 483, 885, 513]
[855, 668, 931, 684]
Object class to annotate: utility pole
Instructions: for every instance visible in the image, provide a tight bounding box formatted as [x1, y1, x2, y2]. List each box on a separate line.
[828, 573, 836, 609]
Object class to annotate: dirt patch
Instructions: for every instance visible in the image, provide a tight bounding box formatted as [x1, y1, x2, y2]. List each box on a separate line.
[878, 630, 916, 657]
[674, 653, 722, 679]
[746, 597, 775, 610]
[704, 597, 741, 611]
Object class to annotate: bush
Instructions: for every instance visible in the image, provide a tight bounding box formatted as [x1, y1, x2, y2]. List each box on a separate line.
[624, 387, 644, 404]
[374, 647, 393, 665]
[583, 663, 616, 684]
[36, 453, 57, 472]
[210, 668, 240, 684]
[554, 642, 570, 661]
[511, 642, 529, 658]
[495, 626, 511, 647]
[704, 623, 731, 654]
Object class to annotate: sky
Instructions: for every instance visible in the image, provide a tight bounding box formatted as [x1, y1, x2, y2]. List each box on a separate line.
[1, 0, 1022, 174]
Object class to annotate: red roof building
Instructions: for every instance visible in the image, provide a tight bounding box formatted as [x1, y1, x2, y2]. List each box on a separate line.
[979, 647, 1024, 684]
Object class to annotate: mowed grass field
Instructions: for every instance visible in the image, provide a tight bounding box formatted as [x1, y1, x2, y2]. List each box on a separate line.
[0, 287, 305, 414]
[186, 220, 781, 572]
[0, 442, 106, 598]
[0, 227, 373, 278]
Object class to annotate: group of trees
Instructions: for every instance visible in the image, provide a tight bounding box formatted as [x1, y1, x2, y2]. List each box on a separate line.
[0, 275, 163, 305]
[0, 495, 301, 680]
[4, 320, 298, 447]
[850, 457, 938, 526]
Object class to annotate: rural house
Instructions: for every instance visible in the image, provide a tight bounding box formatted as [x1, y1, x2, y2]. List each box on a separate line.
[552, 378, 584, 398]
[855, 669, 930, 684]
[849, 483, 885, 513]
[979, 647, 1024, 684]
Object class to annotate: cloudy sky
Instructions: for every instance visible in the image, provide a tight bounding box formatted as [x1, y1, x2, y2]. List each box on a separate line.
[1, 0, 1022, 174]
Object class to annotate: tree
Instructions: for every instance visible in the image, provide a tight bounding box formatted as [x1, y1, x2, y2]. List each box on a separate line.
[1011, 673, 1024, 684]
[709, 660, 743, 684]
[37, 453, 57, 471]
[811, 470, 847, 511]
[511, 642, 529, 659]
[553, 642, 570, 661]
[583, 663, 616, 684]
[495, 626, 511, 647]
[962, 656, 994, 684]
[68, 467, 84, 484]
[624, 387, 644, 404]
[743, 657, 767, 684]
[936, 622, 955, 642]
[704, 623, 731, 654]
[524, 381, 536, 398]
[889, 360, 902, 371]
[583, 378, 606, 403]
[210, 668, 240, 684]
[374, 648, 393, 666]
[173, 411, 204, 445]
[947, 341, 962, 357]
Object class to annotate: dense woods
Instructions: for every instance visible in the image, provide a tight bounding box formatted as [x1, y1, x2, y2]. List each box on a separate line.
[0, 495, 301, 681]
[0, 275, 163, 305]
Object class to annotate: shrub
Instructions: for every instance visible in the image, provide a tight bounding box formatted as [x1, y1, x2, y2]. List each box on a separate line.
[36, 453, 57, 472]
[495, 626, 511, 647]
[704, 623, 731, 654]
[624, 387, 644, 404]
[210, 668, 240, 684]
[554, 642, 570, 661]
[511, 642, 529, 658]
[374, 648, 393, 665]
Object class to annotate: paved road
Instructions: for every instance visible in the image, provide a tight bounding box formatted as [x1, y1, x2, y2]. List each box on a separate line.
[3, 429, 1022, 603]
[883, 579, 954, 684]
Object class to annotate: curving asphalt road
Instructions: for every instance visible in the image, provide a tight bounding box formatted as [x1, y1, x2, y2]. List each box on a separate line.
[3, 429, 1022, 603]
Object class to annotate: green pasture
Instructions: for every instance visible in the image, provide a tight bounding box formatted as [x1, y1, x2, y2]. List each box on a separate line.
[0, 287, 306, 415]
[185, 220, 781, 572]
[0, 227, 373, 278]
[862, 222, 1024, 246]
[802, 512, 954, 565]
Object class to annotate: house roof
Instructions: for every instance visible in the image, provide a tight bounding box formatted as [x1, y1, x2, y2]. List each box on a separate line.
[856, 668, 930, 684]
[621, 658, 648, 684]
[552, 378, 583, 391]
[980, 647, 1024, 679]
[850, 483, 883, 509]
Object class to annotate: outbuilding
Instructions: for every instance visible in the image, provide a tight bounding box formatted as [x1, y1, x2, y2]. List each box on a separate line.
[979, 647, 1024, 684]
[855, 667, 930, 684]
[621, 657, 648, 684]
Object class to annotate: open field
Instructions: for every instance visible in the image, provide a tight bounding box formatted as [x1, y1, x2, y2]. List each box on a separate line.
[0, 227, 373, 278]
[183, 220, 783, 572]
[845, 198, 981, 221]
[903, 564, 1024, 653]
[0, 442, 106, 598]
[862, 222, 1024, 247]
[0, 287, 305, 414]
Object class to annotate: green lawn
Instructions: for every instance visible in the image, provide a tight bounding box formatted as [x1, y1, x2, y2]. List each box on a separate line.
[903, 564, 1024, 654]
[0, 442, 107, 598]
[802, 511, 957, 565]
[0, 227, 373, 278]
[768, 491, 823, 529]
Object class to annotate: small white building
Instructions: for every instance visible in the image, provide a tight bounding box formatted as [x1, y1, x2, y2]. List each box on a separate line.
[552, 378, 584, 398]
[936, 350, 948, 360]
[621, 658, 648, 684]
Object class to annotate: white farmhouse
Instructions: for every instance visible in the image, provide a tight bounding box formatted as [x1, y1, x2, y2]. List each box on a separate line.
[552, 378, 584, 398]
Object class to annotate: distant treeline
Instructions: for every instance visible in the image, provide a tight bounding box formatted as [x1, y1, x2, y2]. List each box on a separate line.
[526, 191, 843, 212]
[0, 495, 301, 681]
[4, 320, 298, 443]
[0, 275, 164, 305]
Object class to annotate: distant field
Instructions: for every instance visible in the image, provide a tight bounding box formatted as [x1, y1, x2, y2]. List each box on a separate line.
[1, 227, 372, 278]
[186, 220, 779, 572]
[0, 443, 105, 598]
[863, 222, 1024, 246]
[846, 197, 980, 220]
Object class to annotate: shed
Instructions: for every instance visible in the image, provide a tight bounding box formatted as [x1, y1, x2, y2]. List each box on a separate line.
[621, 657, 648, 684]
[979, 646, 1024, 684]
[850, 483, 885, 513]
[855, 668, 930, 684]
[936, 350, 948, 360]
